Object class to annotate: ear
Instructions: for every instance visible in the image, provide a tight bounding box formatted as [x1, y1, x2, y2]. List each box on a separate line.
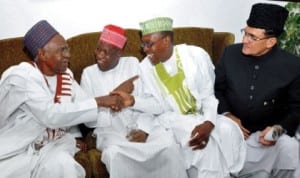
[266, 37, 277, 48]
[164, 35, 170, 43]
[117, 49, 123, 57]
[163, 35, 171, 47]
[37, 48, 46, 61]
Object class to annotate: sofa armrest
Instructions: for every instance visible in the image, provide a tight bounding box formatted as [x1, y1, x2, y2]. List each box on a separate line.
[212, 32, 235, 65]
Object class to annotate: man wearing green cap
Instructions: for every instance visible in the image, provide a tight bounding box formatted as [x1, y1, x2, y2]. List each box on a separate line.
[136, 17, 246, 178]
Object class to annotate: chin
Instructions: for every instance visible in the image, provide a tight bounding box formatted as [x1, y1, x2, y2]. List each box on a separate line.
[61, 64, 68, 71]
[99, 66, 110, 72]
[60, 69, 67, 73]
[242, 48, 251, 56]
[150, 60, 157, 65]
[149, 58, 159, 65]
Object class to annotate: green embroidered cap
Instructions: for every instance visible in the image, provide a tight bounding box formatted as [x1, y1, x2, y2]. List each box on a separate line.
[139, 17, 173, 35]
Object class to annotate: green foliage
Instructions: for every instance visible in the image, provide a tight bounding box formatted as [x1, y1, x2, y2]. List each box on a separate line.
[278, 2, 300, 57]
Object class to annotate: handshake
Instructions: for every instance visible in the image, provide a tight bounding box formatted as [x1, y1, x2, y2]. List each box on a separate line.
[95, 75, 139, 111]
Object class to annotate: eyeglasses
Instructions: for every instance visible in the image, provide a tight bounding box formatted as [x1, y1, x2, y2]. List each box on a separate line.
[141, 36, 165, 48]
[44, 45, 71, 56]
[241, 28, 272, 42]
[60, 46, 71, 56]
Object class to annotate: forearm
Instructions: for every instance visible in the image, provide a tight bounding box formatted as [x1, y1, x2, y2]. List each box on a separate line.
[25, 98, 98, 128]
[132, 96, 164, 115]
[200, 95, 218, 125]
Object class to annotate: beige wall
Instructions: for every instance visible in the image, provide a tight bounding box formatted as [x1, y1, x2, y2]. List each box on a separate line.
[0, 0, 286, 42]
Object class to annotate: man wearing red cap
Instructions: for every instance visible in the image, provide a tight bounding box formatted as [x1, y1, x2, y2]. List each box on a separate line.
[215, 3, 300, 178]
[80, 24, 187, 178]
[0, 20, 134, 178]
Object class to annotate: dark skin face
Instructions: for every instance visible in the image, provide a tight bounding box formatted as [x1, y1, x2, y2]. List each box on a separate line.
[37, 34, 70, 76]
[141, 32, 173, 65]
[94, 41, 122, 71]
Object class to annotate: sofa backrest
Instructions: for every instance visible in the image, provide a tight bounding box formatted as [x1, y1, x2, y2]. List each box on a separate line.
[67, 27, 219, 82]
[0, 37, 31, 77]
[0, 27, 234, 82]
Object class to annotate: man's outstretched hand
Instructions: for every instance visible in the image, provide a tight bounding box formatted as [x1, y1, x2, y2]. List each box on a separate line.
[113, 75, 139, 94]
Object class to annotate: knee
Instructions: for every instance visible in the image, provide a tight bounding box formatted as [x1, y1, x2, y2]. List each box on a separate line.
[37, 151, 81, 176]
[277, 136, 298, 154]
[47, 151, 77, 168]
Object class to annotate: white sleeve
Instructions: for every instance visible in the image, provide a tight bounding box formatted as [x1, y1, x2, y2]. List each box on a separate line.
[67, 125, 82, 138]
[24, 77, 98, 128]
[190, 46, 218, 125]
[80, 68, 94, 97]
[132, 63, 165, 115]
[133, 95, 164, 115]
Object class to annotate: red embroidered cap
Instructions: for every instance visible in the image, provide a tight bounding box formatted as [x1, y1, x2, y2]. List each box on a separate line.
[99, 24, 127, 49]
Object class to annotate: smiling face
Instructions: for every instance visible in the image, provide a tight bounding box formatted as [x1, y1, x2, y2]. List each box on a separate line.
[241, 26, 277, 56]
[141, 32, 173, 65]
[94, 41, 122, 71]
[37, 34, 70, 76]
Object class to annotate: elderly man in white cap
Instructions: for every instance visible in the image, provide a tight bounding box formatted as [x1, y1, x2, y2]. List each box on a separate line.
[0, 20, 134, 178]
[80, 24, 188, 178]
[215, 3, 300, 178]
[134, 17, 246, 178]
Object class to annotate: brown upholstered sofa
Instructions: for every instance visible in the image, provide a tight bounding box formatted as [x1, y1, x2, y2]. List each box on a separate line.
[0, 27, 234, 178]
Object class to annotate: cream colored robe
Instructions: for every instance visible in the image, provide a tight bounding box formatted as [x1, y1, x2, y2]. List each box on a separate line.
[80, 57, 188, 178]
[135, 44, 246, 178]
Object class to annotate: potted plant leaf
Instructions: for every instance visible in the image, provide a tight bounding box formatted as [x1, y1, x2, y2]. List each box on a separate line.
[278, 2, 300, 57]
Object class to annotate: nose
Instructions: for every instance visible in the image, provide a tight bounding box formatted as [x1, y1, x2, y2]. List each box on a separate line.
[62, 53, 70, 63]
[242, 35, 250, 44]
[142, 46, 150, 53]
[62, 47, 71, 58]
[95, 49, 106, 58]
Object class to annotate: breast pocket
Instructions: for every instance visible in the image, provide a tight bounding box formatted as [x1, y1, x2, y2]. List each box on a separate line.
[263, 97, 287, 112]
[262, 98, 276, 111]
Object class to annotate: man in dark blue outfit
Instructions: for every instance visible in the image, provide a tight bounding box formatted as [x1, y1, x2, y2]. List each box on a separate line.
[214, 3, 300, 178]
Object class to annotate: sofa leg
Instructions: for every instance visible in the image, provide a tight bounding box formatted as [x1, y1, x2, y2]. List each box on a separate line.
[88, 149, 109, 178]
[74, 151, 92, 178]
